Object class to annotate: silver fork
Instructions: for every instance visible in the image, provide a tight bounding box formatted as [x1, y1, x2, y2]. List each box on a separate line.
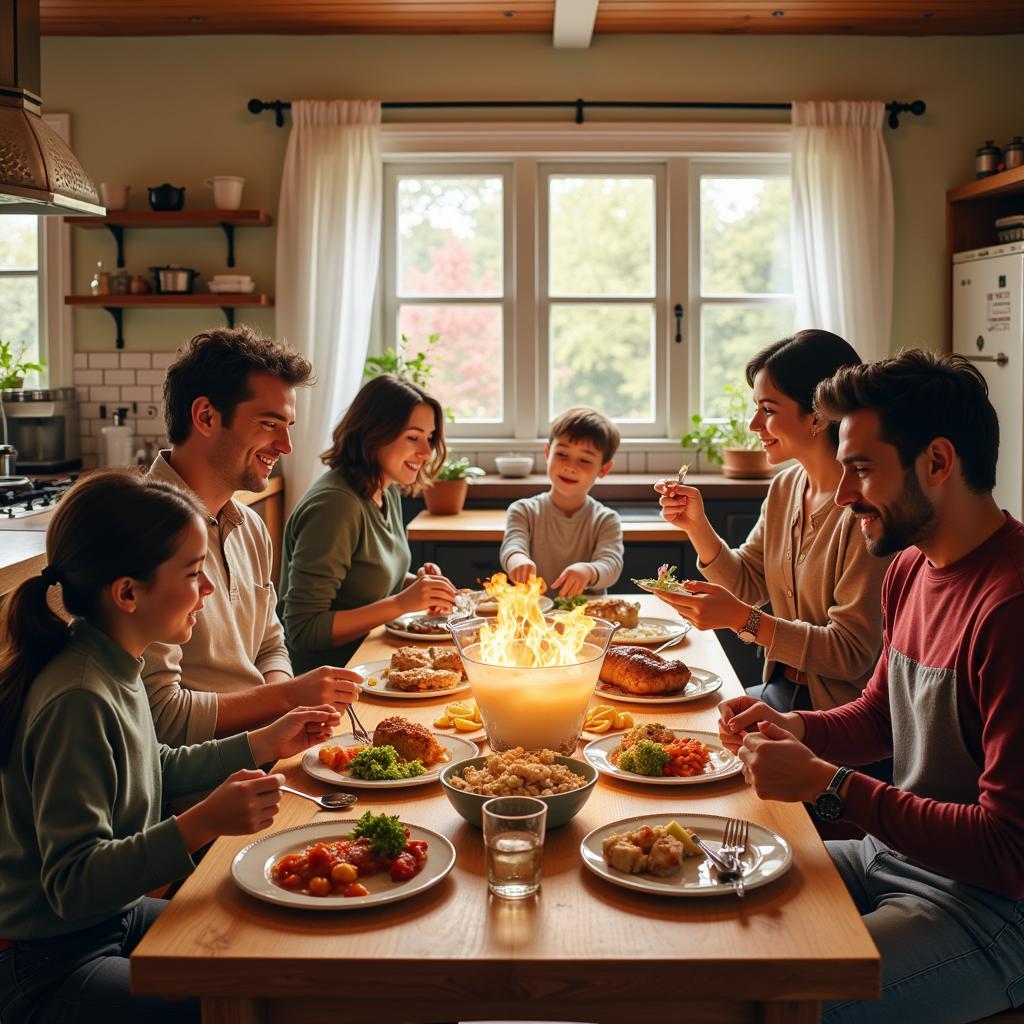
[720, 817, 749, 897]
[346, 703, 372, 745]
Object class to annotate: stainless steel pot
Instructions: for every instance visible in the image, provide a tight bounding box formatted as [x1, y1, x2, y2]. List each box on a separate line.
[149, 265, 199, 294]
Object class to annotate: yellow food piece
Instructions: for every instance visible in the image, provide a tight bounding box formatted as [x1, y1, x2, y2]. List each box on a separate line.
[453, 717, 480, 731]
[587, 718, 613, 733]
[446, 702, 472, 717]
[615, 712, 634, 729]
[365, 677, 378, 687]
[434, 715, 452, 728]
[666, 819, 702, 857]
[472, 704, 482, 723]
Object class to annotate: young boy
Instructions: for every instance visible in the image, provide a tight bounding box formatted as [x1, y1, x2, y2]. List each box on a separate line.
[500, 407, 623, 597]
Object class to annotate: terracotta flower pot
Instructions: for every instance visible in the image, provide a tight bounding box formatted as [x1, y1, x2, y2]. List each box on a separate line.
[721, 448, 773, 480]
[423, 478, 469, 515]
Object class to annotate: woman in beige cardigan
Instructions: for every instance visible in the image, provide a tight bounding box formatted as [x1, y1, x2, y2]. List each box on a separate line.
[656, 330, 893, 714]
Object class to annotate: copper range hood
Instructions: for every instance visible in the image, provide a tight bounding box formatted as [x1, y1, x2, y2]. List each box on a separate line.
[0, 0, 103, 215]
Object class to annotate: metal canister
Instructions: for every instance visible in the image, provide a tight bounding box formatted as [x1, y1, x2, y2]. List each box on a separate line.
[976, 140, 1002, 178]
[1004, 137, 1024, 170]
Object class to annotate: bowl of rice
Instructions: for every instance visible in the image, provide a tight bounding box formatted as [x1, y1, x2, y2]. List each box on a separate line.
[440, 747, 598, 829]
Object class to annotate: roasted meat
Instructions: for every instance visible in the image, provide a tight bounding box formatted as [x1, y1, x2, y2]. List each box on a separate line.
[599, 646, 692, 695]
[388, 667, 463, 692]
[390, 646, 432, 672]
[373, 716, 448, 767]
[585, 598, 641, 629]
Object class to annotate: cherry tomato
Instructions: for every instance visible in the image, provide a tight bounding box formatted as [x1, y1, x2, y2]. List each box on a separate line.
[406, 840, 429, 864]
[308, 876, 331, 897]
[344, 883, 369, 898]
[390, 851, 419, 882]
[331, 862, 358, 885]
[308, 845, 332, 871]
[275, 853, 304, 875]
[279, 873, 303, 890]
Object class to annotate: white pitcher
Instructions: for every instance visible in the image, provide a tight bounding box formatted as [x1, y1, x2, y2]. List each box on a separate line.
[204, 175, 245, 210]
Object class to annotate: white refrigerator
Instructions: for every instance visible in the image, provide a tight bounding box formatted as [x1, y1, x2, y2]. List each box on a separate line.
[952, 242, 1024, 520]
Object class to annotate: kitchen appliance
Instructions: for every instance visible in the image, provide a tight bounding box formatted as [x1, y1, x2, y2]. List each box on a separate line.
[995, 215, 1024, 244]
[150, 265, 199, 294]
[952, 242, 1024, 518]
[0, 476, 77, 519]
[0, 388, 81, 471]
[148, 184, 186, 211]
[100, 407, 134, 467]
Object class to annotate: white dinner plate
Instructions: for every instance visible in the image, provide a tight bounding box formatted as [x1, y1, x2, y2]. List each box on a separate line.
[455, 591, 554, 616]
[232, 820, 456, 910]
[595, 665, 722, 705]
[349, 658, 471, 700]
[384, 613, 453, 641]
[580, 812, 792, 898]
[582, 729, 742, 786]
[302, 731, 480, 789]
[610, 617, 692, 646]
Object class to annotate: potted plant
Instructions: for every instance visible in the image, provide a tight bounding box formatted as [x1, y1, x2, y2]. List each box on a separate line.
[364, 333, 455, 422]
[681, 384, 771, 479]
[423, 457, 484, 515]
[0, 339, 45, 390]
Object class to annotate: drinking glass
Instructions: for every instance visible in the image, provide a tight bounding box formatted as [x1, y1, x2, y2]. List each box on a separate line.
[482, 796, 547, 899]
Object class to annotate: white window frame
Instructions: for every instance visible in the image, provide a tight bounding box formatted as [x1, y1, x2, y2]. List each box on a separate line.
[689, 158, 795, 419]
[378, 122, 790, 451]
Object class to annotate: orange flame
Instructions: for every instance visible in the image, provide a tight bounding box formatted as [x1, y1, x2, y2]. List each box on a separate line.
[477, 573, 594, 667]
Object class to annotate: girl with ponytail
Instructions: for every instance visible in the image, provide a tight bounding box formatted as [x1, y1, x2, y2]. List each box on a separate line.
[0, 471, 340, 1023]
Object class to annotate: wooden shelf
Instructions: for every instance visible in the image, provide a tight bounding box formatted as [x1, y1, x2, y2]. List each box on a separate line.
[947, 166, 1024, 204]
[68, 209, 272, 228]
[65, 294, 272, 308]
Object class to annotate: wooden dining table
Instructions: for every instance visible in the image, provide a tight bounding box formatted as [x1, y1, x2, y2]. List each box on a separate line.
[131, 594, 880, 1024]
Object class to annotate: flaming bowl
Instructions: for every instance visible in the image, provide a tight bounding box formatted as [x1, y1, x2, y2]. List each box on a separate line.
[447, 615, 617, 754]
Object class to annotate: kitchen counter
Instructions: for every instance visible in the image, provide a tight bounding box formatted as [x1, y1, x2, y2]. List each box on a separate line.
[0, 476, 284, 597]
[467, 471, 772, 501]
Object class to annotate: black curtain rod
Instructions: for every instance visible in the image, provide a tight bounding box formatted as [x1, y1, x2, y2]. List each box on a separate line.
[247, 97, 926, 129]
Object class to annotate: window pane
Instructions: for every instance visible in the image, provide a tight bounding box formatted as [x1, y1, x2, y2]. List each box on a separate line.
[0, 216, 38, 271]
[0, 277, 40, 368]
[397, 177, 502, 297]
[549, 177, 654, 297]
[550, 304, 654, 421]
[701, 303, 796, 417]
[398, 305, 502, 422]
[701, 178, 791, 296]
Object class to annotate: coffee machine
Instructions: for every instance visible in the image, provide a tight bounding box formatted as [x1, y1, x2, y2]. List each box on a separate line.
[0, 388, 81, 471]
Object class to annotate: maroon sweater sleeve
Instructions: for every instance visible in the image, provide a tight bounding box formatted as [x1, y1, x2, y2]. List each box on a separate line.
[801, 598, 1024, 900]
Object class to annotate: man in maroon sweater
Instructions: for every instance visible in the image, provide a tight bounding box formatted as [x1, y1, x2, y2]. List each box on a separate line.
[719, 350, 1024, 1023]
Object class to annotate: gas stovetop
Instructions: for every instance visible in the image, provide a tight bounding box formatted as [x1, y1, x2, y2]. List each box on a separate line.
[0, 476, 78, 518]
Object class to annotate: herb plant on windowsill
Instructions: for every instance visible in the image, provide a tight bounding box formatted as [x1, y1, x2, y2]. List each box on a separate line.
[423, 457, 484, 516]
[681, 384, 771, 480]
[0, 340, 45, 390]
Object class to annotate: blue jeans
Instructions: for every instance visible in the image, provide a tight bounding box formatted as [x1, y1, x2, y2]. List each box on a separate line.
[824, 836, 1024, 1024]
[0, 897, 198, 1023]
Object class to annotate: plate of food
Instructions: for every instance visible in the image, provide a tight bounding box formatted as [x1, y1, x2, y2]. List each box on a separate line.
[232, 811, 456, 909]
[630, 563, 695, 596]
[612, 618, 691, 646]
[455, 589, 553, 616]
[302, 718, 479, 789]
[350, 647, 471, 699]
[384, 613, 453, 641]
[583, 724, 741, 785]
[580, 813, 792, 898]
[595, 645, 722, 704]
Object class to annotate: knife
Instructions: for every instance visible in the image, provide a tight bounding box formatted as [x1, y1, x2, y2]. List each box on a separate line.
[690, 833, 742, 885]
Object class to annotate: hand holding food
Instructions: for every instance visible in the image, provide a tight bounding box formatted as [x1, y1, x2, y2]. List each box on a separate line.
[288, 666, 362, 712]
[397, 571, 457, 614]
[249, 705, 342, 763]
[653, 580, 750, 632]
[717, 695, 804, 753]
[505, 555, 537, 585]
[738, 721, 836, 803]
[654, 482, 709, 532]
[551, 562, 594, 598]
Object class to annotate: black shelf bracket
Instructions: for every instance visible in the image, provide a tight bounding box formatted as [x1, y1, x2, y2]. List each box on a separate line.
[219, 222, 236, 268]
[105, 224, 126, 268]
[220, 306, 236, 327]
[103, 306, 125, 349]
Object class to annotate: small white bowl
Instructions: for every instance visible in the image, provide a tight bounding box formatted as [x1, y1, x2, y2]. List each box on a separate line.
[495, 455, 534, 478]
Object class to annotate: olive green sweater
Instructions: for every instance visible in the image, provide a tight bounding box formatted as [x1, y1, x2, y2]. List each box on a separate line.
[278, 470, 412, 673]
[0, 620, 255, 939]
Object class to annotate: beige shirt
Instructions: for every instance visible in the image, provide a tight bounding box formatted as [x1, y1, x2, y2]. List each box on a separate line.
[700, 464, 892, 710]
[141, 452, 292, 746]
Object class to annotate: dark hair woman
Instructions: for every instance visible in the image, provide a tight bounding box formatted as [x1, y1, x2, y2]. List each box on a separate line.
[278, 374, 458, 673]
[0, 472, 337, 1024]
[656, 329, 895, 719]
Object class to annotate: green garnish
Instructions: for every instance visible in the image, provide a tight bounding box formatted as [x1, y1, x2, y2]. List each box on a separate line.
[350, 810, 408, 859]
[348, 745, 426, 781]
[631, 563, 688, 592]
[552, 594, 588, 611]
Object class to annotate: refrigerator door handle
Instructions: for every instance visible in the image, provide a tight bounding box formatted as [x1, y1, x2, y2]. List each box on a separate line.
[963, 352, 1009, 366]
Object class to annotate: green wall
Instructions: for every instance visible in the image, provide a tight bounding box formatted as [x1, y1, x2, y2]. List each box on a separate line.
[43, 31, 1023, 355]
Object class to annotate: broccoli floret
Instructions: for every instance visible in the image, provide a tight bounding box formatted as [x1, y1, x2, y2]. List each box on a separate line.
[625, 739, 671, 777]
[350, 810, 408, 858]
[348, 745, 426, 781]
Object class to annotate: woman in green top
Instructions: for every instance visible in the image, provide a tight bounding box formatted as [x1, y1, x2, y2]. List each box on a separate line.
[0, 472, 339, 1023]
[279, 374, 458, 673]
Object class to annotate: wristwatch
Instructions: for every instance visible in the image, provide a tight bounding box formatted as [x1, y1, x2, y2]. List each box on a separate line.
[735, 606, 762, 644]
[813, 766, 854, 822]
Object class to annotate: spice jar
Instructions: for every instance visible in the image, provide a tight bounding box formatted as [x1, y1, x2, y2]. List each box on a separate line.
[1004, 137, 1024, 170]
[129, 274, 150, 295]
[89, 260, 110, 296]
[109, 270, 131, 295]
[976, 140, 1002, 178]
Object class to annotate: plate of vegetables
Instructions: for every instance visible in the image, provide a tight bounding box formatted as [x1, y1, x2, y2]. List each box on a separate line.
[582, 724, 742, 786]
[232, 811, 456, 909]
[630, 563, 695, 596]
[302, 731, 479, 789]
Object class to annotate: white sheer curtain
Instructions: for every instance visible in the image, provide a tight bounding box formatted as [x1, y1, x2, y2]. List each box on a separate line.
[790, 101, 894, 361]
[275, 100, 382, 513]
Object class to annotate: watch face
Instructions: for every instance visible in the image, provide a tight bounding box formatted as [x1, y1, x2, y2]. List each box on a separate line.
[814, 791, 843, 822]
[737, 628, 757, 644]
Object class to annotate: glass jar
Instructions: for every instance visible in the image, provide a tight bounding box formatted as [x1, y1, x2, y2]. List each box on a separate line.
[89, 260, 110, 296]
[976, 140, 1002, 179]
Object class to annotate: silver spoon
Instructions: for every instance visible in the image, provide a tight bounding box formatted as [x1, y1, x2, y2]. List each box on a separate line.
[280, 785, 357, 811]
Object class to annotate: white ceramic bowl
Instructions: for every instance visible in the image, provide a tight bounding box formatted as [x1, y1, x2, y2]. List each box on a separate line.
[495, 455, 534, 478]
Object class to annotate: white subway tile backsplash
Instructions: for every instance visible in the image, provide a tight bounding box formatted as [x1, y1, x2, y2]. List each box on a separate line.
[104, 369, 135, 385]
[137, 370, 166, 387]
[150, 353, 176, 370]
[647, 453, 689, 474]
[132, 417, 166, 437]
[88, 353, 119, 369]
[89, 386, 120, 402]
[73, 369, 103, 386]
[119, 354, 151, 368]
[73, 353, 87, 369]
[121, 386, 153, 402]
[79, 403, 101, 419]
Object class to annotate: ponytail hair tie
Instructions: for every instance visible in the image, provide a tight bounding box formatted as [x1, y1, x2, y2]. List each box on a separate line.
[40, 565, 61, 588]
